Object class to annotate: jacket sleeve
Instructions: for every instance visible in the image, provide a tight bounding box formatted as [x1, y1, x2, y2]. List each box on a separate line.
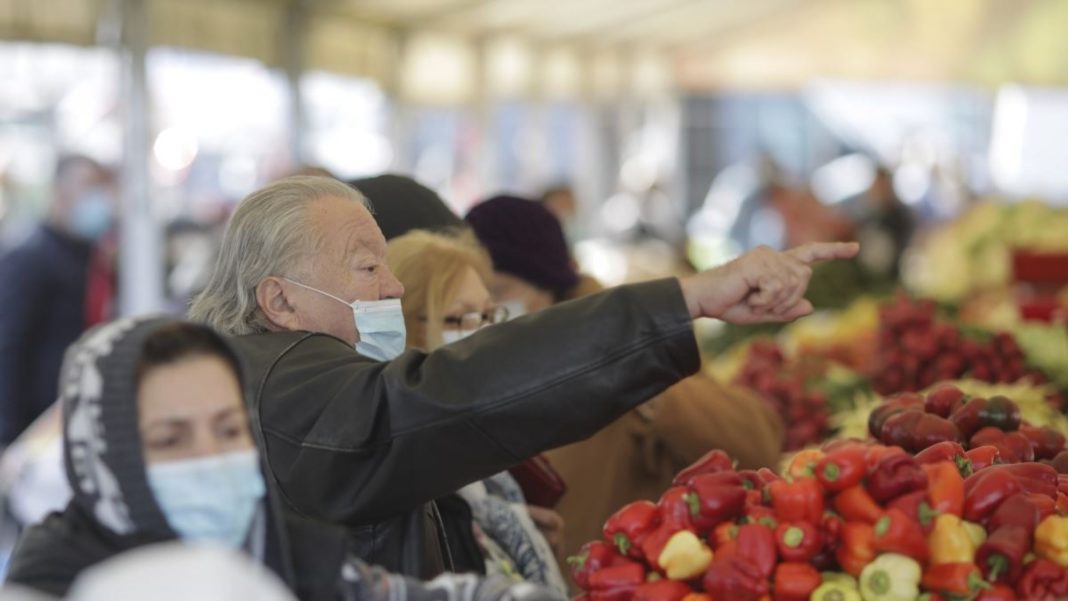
[0, 245, 43, 443]
[647, 372, 785, 471]
[255, 279, 700, 524]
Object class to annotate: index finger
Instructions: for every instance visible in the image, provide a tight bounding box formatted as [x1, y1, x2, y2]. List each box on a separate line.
[786, 241, 860, 264]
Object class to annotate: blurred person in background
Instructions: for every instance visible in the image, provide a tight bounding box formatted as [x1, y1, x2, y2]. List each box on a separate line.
[538, 185, 579, 242]
[837, 166, 915, 279]
[0, 155, 116, 446]
[386, 231, 567, 596]
[464, 195, 785, 566]
[351, 174, 463, 241]
[5, 317, 554, 601]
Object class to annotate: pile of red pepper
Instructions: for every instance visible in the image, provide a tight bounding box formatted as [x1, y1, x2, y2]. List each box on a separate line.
[870, 294, 1048, 396]
[734, 340, 832, 451]
[869, 385, 1068, 468]
[570, 439, 1068, 601]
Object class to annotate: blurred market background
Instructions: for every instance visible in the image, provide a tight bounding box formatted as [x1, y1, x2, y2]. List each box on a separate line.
[2, 0, 1068, 450]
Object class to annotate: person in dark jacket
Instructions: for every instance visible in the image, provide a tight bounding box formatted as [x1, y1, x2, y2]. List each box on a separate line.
[186, 175, 858, 578]
[0, 156, 116, 445]
[5, 317, 553, 601]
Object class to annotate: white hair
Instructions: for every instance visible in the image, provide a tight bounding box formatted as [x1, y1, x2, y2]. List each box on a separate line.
[188, 176, 369, 335]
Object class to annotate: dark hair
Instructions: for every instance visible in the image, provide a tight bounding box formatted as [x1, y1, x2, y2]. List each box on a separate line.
[136, 322, 242, 386]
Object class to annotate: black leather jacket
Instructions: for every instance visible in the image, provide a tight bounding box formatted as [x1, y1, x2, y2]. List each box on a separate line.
[233, 279, 699, 578]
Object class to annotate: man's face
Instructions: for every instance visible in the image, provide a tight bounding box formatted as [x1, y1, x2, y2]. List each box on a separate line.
[284, 195, 404, 345]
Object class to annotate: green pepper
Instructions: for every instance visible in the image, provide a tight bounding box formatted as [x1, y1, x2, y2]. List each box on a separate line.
[858, 553, 922, 601]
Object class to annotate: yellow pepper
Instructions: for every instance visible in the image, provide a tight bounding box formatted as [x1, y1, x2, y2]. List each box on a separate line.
[1035, 515, 1068, 567]
[810, 579, 861, 601]
[962, 521, 987, 549]
[928, 514, 975, 565]
[658, 530, 713, 580]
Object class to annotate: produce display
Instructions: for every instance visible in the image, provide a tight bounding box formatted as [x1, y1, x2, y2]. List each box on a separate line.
[570, 388, 1068, 601]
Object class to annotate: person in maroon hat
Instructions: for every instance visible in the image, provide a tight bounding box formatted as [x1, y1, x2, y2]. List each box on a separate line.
[466, 195, 786, 578]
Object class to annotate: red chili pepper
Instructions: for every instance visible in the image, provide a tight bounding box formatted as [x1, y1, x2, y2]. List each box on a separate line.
[589, 561, 647, 601]
[773, 563, 821, 601]
[869, 392, 925, 438]
[703, 555, 768, 601]
[1019, 425, 1067, 461]
[568, 541, 629, 590]
[836, 521, 876, 577]
[688, 473, 746, 533]
[734, 523, 777, 581]
[975, 583, 1017, 601]
[768, 478, 825, 524]
[603, 501, 660, 557]
[1001, 432, 1036, 463]
[775, 521, 821, 562]
[673, 449, 734, 486]
[631, 580, 692, 601]
[867, 453, 929, 504]
[1015, 558, 1068, 600]
[924, 461, 966, 517]
[967, 445, 1003, 472]
[816, 446, 868, 492]
[887, 490, 941, 533]
[915, 441, 973, 477]
[988, 493, 1055, 533]
[986, 463, 1059, 499]
[963, 468, 1021, 522]
[834, 485, 884, 524]
[921, 563, 992, 597]
[977, 525, 1031, 584]
[926, 384, 969, 417]
[873, 508, 929, 562]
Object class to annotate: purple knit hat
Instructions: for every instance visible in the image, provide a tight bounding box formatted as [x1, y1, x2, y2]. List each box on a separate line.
[464, 195, 580, 296]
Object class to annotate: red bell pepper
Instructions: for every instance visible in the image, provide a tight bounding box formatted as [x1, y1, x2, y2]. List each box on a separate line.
[867, 453, 929, 504]
[887, 490, 941, 532]
[836, 521, 876, 577]
[768, 477, 824, 524]
[688, 473, 746, 533]
[743, 504, 778, 529]
[868, 392, 925, 438]
[734, 523, 777, 581]
[864, 444, 908, 469]
[604, 501, 660, 557]
[1001, 432, 1036, 463]
[569, 541, 629, 590]
[785, 449, 825, 480]
[775, 521, 821, 562]
[703, 554, 768, 601]
[924, 461, 966, 517]
[964, 468, 1021, 522]
[817, 446, 868, 492]
[975, 584, 1017, 601]
[821, 510, 844, 549]
[915, 441, 972, 477]
[773, 563, 821, 601]
[967, 445, 1003, 472]
[881, 410, 961, 454]
[1020, 425, 1067, 460]
[1015, 558, 1068, 600]
[988, 493, 1055, 533]
[589, 561, 647, 601]
[673, 449, 733, 486]
[921, 563, 991, 598]
[656, 486, 698, 531]
[985, 463, 1059, 499]
[834, 485, 884, 524]
[926, 384, 968, 417]
[977, 525, 1031, 584]
[631, 580, 692, 601]
[873, 508, 929, 562]
[712, 522, 738, 548]
[951, 395, 1022, 439]
[971, 426, 1007, 448]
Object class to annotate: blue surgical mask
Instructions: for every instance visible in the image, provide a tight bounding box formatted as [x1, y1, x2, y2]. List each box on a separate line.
[70, 189, 114, 241]
[147, 450, 266, 549]
[285, 279, 407, 361]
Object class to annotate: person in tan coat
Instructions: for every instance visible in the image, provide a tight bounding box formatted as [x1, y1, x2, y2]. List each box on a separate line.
[464, 196, 785, 569]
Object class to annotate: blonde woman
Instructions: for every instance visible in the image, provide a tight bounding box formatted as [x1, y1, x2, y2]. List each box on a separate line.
[386, 231, 567, 598]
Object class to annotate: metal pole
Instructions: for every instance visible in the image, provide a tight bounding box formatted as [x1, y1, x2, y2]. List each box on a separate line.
[283, 0, 307, 167]
[118, 0, 165, 316]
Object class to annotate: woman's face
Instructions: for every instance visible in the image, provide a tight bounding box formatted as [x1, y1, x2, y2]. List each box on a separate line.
[489, 271, 555, 315]
[138, 355, 255, 466]
[433, 266, 495, 349]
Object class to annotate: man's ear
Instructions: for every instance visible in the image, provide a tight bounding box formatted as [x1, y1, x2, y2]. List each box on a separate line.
[256, 277, 303, 332]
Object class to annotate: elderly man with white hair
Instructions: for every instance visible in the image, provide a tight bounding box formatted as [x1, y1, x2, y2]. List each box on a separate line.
[188, 176, 858, 579]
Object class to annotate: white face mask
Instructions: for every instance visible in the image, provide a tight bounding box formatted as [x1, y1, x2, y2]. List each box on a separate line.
[440, 329, 476, 345]
[500, 300, 528, 320]
[285, 279, 407, 361]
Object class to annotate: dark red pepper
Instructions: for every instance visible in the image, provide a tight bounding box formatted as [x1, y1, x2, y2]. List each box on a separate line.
[867, 453, 929, 504]
[882, 410, 961, 454]
[672, 449, 733, 486]
[656, 486, 698, 531]
[821, 510, 844, 549]
[1001, 432, 1036, 463]
[775, 521, 821, 562]
[1015, 558, 1068, 600]
[768, 478, 824, 524]
[631, 580, 692, 601]
[773, 563, 821, 601]
[888, 490, 941, 532]
[976, 583, 1017, 601]
[703, 555, 768, 601]
[977, 525, 1031, 584]
[926, 384, 968, 417]
[688, 472, 746, 533]
[569, 541, 628, 590]
[873, 508, 929, 562]
[589, 561, 647, 601]
[603, 501, 660, 557]
[986, 463, 1059, 500]
[816, 446, 867, 492]
[952, 395, 1022, 439]
[988, 493, 1055, 533]
[915, 441, 972, 477]
[734, 523, 777, 581]
[971, 426, 1008, 449]
[967, 445, 1003, 472]
[964, 468, 1021, 522]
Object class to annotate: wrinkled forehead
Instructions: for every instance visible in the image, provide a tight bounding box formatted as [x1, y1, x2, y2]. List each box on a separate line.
[310, 195, 387, 258]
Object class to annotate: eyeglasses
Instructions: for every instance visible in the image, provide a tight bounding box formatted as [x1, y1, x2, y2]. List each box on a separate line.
[442, 306, 511, 332]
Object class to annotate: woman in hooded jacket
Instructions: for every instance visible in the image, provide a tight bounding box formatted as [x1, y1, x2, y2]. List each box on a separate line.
[4, 317, 552, 601]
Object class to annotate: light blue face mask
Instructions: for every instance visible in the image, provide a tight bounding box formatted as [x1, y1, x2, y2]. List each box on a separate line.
[285, 279, 407, 361]
[147, 449, 266, 549]
[70, 189, 115, 241]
